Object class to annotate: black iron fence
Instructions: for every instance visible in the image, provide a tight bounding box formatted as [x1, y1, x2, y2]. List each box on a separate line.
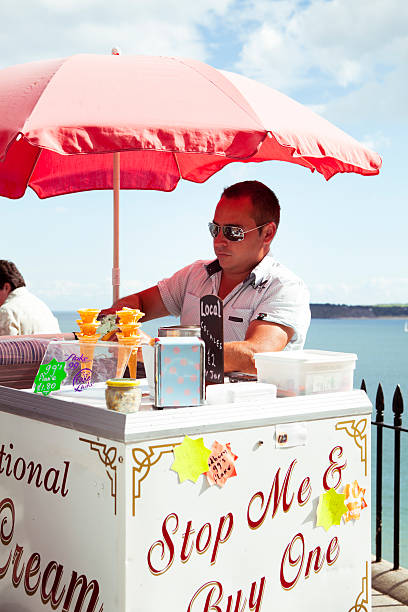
[362, 380, 406, 570]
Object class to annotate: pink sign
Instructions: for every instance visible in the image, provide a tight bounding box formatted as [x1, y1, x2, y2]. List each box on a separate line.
[206, 441, 238, 487]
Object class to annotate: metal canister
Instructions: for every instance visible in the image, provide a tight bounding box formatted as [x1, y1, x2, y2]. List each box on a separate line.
[154, 336, 205, 408]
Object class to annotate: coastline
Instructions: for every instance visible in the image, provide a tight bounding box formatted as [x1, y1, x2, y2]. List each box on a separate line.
[310, 303, 408, 320]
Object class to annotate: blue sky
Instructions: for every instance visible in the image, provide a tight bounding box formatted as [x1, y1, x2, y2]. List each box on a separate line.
[1, 0, 406, 310]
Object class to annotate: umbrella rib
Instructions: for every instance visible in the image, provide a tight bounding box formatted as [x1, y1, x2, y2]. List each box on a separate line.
[173, 151, 182, 178]
[20, 58, 68, 136]
[172, 57, 266, 133]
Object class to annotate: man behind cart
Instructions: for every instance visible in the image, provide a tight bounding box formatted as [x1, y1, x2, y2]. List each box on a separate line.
[100, 181, 310, 373]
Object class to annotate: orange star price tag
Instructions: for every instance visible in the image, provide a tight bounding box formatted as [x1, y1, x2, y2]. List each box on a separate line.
[343, 480, 368, 522]
[206, 441, 238, 488]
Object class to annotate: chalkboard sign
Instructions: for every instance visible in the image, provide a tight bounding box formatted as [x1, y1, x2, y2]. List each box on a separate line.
[200, 295, 224, 385]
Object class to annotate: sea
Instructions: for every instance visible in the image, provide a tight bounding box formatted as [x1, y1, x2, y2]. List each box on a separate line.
[55, 312, 408, 566]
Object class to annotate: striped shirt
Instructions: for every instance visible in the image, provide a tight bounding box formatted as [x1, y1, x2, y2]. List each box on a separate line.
[158, 255, 310, 349]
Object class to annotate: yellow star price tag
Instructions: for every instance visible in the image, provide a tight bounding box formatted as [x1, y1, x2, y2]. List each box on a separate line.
[316, 488, 348, 531]
[171, 436, 211, 483]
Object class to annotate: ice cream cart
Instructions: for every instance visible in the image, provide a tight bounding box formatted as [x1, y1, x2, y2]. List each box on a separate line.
[0, 382, 371, 612]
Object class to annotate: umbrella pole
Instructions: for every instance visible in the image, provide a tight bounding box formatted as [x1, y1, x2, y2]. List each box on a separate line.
[113, 152, 120, 303]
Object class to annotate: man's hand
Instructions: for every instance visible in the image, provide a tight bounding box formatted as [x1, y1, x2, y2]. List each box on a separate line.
[224, 320, 294, 374]
[99, 295, 143, 320]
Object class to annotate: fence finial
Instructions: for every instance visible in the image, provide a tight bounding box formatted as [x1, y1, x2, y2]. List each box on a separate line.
[392, 385, 404, 426]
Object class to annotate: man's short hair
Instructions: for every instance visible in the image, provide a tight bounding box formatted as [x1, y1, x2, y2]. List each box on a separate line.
[0, 260, 25, 291]
[222, 180, 280, 230]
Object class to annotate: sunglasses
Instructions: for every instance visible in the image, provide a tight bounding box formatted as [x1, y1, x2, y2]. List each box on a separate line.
[208, 221, 270, 242]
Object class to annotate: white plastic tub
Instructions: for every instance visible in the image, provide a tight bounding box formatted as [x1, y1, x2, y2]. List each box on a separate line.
[254, 349, 357, 397]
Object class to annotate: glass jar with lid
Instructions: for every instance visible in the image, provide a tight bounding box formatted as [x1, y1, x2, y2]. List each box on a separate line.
[105, 379, 142, 413]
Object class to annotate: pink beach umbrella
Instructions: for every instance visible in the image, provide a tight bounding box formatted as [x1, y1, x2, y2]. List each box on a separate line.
[0, 53, 381, 301]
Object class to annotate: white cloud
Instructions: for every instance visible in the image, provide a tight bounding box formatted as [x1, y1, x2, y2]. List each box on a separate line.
[0, 0, 235, 69]
[360, 131, 392, 152]
[32, 279, 111, 310]
[234, 0, 408, 124]
[35, 279, 106, 298]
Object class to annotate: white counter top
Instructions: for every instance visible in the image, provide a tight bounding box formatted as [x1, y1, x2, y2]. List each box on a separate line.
[0, 383, 371, 443]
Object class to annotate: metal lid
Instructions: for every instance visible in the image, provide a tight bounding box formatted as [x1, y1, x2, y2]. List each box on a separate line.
[158, 325, 201, 337]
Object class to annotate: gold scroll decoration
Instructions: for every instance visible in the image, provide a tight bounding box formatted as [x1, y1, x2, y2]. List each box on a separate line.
[132, 443, 180, 515]
[335, 418, 368, 476]
[348, 561, 369, 612]
[79, 437, 118, 515]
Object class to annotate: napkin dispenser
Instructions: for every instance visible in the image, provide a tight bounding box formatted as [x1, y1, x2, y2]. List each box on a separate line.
[154, 337, 205, 408]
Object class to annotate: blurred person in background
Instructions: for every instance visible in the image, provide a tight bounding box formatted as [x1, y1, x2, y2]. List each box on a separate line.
[0, 260, 60, 336]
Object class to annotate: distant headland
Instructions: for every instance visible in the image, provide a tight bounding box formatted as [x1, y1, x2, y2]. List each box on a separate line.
[311, 304, 408, 319]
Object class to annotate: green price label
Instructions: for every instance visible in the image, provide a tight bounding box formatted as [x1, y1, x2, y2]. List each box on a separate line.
[33, 359, 67, 396]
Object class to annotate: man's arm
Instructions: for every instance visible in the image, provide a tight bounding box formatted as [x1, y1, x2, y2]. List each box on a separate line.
[99, 285, 169, 322]
[224, 320, 294, 374]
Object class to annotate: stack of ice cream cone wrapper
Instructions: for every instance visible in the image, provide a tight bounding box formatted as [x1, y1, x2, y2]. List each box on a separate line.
[115, 308, 145, 378]
[76, 309, 102, 371]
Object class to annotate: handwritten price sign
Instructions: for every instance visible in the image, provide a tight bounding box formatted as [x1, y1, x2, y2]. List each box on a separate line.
[200, 295, 224, 385]
[33, 359, 67, 396]
[206, 441, 238, 487]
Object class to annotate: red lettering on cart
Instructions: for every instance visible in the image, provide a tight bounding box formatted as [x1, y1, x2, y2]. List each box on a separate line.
[211, 514, 233, 564]
[41, 561, 66, 607]
[326, 537, 340, 565]
[62, 572, 101, 612]
[12, 544, 25, 587]
[247, 460, 298, 529]
[147, 513, 178, 575]
[181, 520, 195, 563]
[196, 523, 212, 554]
[297, 477, 312, 506]
[25, 552, 41, 595]
[323, 446, 347, 490]
[187, 576, 265, 612]
[0, 497, 104, 611]
[280, 532, 340, 590]
[147, 512, 234, 575]
[304, 546, 324, 579]
[0, 497, 13, 579]
[0, 443, 70, 498]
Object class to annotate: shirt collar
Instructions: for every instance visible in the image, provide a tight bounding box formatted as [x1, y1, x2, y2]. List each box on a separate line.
[205, 259, 222, 277]
[205, 255, 273, 288]
[4, 286, 28, 304]
[248, 255, 274, 287]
